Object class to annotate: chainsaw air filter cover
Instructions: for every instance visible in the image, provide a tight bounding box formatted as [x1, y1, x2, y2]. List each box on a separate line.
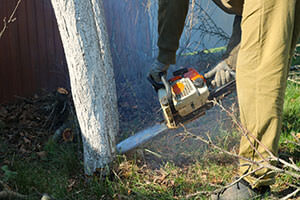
[170, 68, 209, 117]
[157, 68, 210, 129]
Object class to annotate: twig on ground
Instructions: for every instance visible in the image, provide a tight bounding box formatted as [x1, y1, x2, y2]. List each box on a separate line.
[144, 149, 162, 158]
[184, 166, 265, 200]
[279, 187, 300, 200]
[284, 140, 300, 147]
[182, 129, 300, 179]
[112, 169, 125, 185]
[219, 166, 264, 192]
[184, 190, 212, 199]
[182, 98, 300, 199]
[210, 100, 268, 163]
[288, 78, 300, 85]
[291, 132, 300, 143]
[289, 157, 296, 166]
[213, 100, 300, 173]
[0, 190, 28, 200]
[180, 128, 259, 170]
[0, 180, 28, 199]
[43, 102, 57, 128]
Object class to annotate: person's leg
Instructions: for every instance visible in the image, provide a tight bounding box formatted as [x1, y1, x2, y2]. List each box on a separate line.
[157, 0, 242, 66]
[204, 14, 241, 87]
[157, 0, 189, 65]
[208, 0, 242, 84]
[290, 1, 300, 65]
[237, 0, 300, 188]
[212, 0, 243, 69]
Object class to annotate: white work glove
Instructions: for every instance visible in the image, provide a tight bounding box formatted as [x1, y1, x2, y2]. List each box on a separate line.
[148, 60, 170, 83]
[204, 61, 234, 87]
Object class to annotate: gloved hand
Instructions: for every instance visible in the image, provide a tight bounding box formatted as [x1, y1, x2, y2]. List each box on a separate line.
[204, 60, 234, 87]
[148, 60, 170, 83]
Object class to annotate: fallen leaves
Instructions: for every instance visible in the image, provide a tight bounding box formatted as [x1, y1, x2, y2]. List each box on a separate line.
[118, 161, 139, 179]
[0, 90, 71, 159]
[116, 160, 218, 191]
[62, 128, 73, 142]
[57, 88, 69, 95]
[210, 176, 224, 185]
[19, 144, 31, 154]
[67, 178, 76, 192]
[152, 169, 171, 185]
[23, 137, 31, 144]
[0, 106, 8, 118]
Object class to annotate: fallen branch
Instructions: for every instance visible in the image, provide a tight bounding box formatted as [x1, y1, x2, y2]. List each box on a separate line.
[217, 166, 264, 193]
[184, 166, 265, 199]
[279, 187, 300, 200]
[288, 78, 300, 85]
[284, 140, 300, 147]
[0, 0, 22, 39]
[0, 180, 28, 200]
[181, 98, 300, 199]
[184, 190, 211, 199]
[182, 130, 300, 179]
[213, 100, 300, 173]
[0, 190, 28, 200]
[144, 149, 162, 158]
[44, 89, 70, 131]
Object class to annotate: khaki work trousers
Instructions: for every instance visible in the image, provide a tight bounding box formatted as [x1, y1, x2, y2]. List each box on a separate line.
[157, 0, 243, 66]
[236, 0, 300, 187]
[157, 0, 300, 188]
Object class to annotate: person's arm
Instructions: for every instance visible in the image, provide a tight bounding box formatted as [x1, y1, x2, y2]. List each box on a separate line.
[204, 15, 241, 87]
[157, 0, 189, 65]
[223, 15, 241, 70]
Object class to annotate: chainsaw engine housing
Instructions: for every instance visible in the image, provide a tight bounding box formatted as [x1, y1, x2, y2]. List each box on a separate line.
[158, 68, 209, 129]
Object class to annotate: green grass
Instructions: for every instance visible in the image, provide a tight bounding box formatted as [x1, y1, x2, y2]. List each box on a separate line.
[274, 81, 300, 199]
[291, 41, 300, 66]
[1, 82, 299, 200]
[282, 81, 300, 134]
[1, 140, 236, 199]
[5, 141, 81, 199]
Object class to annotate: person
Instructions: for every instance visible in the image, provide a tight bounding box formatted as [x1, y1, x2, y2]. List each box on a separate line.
[148, 0, 300, 199]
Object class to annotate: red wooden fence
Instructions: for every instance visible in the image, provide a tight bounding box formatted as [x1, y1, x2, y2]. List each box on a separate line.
[0, 0, 69, 103]
[0, 0, 153, 104]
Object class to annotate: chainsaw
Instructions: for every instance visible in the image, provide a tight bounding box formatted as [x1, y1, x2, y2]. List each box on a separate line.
[116, 67, 236, 153]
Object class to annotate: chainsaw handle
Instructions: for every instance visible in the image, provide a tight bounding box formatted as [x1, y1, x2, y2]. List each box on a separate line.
[161, 75, 177, 115]
[161, 76, 172, 102]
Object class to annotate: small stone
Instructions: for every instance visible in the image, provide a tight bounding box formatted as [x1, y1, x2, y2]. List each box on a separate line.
[41, 194, 52, 200]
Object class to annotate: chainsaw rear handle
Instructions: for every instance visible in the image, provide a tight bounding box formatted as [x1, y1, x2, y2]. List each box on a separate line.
[161, 76, 172, 102]
[148, 73, 177, 115]
[147, 72, 172, 98]
[161, 75, 178, 116]
[147, 73, 164, 92]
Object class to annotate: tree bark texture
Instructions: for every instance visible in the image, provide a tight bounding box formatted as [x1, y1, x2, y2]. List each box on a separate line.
[51, 0, 119, 175]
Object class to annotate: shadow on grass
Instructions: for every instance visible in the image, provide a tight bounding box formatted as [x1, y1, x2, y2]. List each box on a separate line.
[272, 186, 300, 199]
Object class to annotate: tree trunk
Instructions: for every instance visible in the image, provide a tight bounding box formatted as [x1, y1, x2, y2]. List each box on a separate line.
[51, 0, 119, 175]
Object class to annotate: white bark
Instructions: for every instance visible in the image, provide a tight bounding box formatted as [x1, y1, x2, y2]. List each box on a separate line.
[51, 0, 119, 175]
